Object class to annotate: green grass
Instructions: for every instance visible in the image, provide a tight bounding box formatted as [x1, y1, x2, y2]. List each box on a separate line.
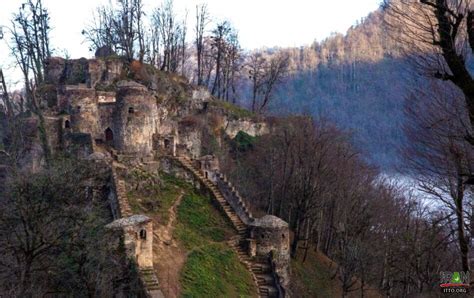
[127, 172, 190, 223]
[210, 100, 255, 119]
[175, 192, 233, 249]
[181, 243, 255, 298]
[177, 191, 256, 297]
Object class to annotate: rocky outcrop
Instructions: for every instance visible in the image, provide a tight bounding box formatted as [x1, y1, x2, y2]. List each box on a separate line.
[225, 119, 269, 138]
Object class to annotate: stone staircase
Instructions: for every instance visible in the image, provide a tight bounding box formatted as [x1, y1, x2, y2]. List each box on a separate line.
[109, 163, 163, 297]
[111, 164, 133, 218]
[173, 156, 279, 297]
[139, 267, 164, 297]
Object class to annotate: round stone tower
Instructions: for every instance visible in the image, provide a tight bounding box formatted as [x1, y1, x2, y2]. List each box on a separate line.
[112, 81, 158, 155]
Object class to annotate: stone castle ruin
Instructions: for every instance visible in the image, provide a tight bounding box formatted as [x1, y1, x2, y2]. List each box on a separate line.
[40, 56, 289, 297]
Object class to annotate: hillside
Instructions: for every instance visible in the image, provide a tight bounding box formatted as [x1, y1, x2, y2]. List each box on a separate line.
[124, 167, 256, 297]
[257, 9, 409, 170]
[290, 249, 382, 298]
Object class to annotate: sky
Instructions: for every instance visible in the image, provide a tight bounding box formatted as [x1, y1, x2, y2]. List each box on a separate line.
[0, 0, 381, 84]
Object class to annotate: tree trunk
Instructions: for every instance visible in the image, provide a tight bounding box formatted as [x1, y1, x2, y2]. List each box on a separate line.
[290, 213, 302, 258]
[455, 172, 470, 272]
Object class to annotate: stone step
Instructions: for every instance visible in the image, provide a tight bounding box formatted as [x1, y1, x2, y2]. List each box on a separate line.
[251, 264, 271, 274]
[140, 269, 155, 274]
[255, 274, 274, 287]
[259, 285, 278, 298]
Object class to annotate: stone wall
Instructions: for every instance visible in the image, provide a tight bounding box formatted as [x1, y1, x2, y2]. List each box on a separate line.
[224, 119, 269, 138]
[107, 165, 163, 297]
[65, 86, 101, 136]
[216, 173, 255, 225]
[178, 125, 202, 159]
[45, 56, 124, 88]
[109, 166, 133, 219]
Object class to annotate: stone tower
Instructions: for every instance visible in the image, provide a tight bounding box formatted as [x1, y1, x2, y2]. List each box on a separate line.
[112, 81, 159, 155]
[107, 214, 154, 268]
[250, 215, 291, 294]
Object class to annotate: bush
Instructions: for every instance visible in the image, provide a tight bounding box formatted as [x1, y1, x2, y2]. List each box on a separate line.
[232, 131, 256, 152]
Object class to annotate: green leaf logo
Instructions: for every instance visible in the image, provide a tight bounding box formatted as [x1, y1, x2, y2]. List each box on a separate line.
[451, 272, 461, 284]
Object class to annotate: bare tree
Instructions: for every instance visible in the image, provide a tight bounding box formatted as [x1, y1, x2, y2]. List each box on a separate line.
[152, 0, 187, 72]
[402, 81, 473, 272]
[82, 5, 117, 54]
[247, 52, 289, 113]
[223, 31, 241, 103]
[210, 21, 231, 98]
[195, 4, 210, 86]
[10, 0, 52, 165]
[82, 0, 145, 61]
[384, 0, 474, 145]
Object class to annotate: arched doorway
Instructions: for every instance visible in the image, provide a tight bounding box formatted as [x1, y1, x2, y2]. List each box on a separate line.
[105, 128, 114, 146]
[64, 120, 70, 129]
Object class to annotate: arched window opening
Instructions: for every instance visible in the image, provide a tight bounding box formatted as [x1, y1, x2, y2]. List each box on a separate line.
[282, 233, 285, 239]
[76, 106, 81, 112]
[64, 120, 70, 129]
[139, 229, 147, 240]
[105, 127, 114, 143]
[128, 107, 135, 114]
[164, 139, 171, 149]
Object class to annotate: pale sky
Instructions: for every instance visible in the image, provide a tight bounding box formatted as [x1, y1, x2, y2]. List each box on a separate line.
[0, 0, 381, 84]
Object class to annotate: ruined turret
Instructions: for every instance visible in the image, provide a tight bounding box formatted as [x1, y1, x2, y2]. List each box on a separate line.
[112, 81, 159, 155]
[250, 215, 291, 295]
[107, 214, 154, 268]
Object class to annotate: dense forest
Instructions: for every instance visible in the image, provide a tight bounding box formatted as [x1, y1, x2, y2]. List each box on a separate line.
[256, 10, 409, 170]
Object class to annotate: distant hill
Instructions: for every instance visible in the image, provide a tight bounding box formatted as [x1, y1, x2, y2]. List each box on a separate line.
[258, 9, 411, 170]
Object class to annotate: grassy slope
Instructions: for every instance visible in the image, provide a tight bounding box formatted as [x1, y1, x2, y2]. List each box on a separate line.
[177, 192, 256, 297]
[126, 171, 256, 297]
[127, 173, 189, 223]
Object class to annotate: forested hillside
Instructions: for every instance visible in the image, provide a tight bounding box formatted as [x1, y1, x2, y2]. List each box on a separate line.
[264, 10, 409, 170]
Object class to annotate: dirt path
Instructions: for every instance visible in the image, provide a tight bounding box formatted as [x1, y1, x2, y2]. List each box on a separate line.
[152, 191, 186, 298]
